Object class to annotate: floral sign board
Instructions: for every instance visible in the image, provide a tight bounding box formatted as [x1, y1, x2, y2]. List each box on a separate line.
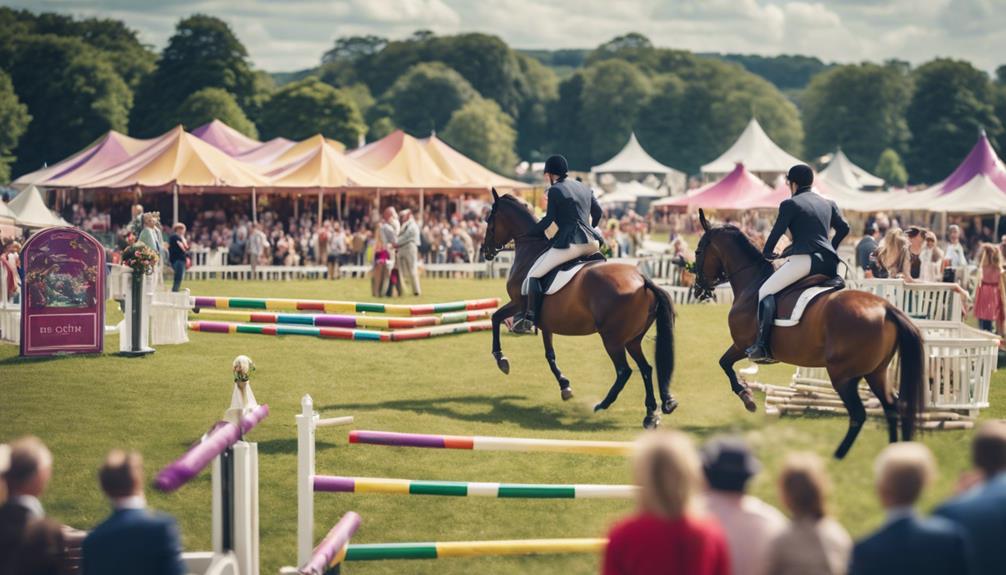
[20, 227, 105, 356]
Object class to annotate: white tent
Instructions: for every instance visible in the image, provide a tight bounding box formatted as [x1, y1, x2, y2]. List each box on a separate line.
[701, 118, 804, 181]
[591, 132, 686, 194]
[0, 198, 15, 221]
[8, 185, 64, 228]
[924, 175, 1006, 214]
[599, 180, 663, 205]
[819, 149, 884, 190]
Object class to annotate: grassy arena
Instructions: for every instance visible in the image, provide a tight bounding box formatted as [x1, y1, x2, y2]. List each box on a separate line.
[1, 277, 1002, 574]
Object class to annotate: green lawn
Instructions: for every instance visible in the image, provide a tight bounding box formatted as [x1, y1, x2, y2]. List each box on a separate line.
[1, 277, 1002, 575]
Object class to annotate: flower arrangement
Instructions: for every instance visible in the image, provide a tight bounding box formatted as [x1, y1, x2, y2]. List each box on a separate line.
[121, 242, 159, 275]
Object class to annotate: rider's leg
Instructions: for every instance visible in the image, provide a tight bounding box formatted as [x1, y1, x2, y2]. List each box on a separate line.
[747, 255, 812, 363]
[514, 242, 598, 331]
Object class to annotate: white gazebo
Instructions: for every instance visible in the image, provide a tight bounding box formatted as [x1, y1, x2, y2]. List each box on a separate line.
[8, 185, 64, 228]
[701, 118, 805, 184]
[819, 149, 884, 191]
[591, 132, 686, 195]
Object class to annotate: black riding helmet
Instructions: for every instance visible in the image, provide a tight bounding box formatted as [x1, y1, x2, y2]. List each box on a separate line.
[543, 155, 568, 177]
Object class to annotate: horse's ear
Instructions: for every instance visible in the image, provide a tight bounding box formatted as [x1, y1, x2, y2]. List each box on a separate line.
[698, 209, 710, 232]
[492, 188, 499, 201]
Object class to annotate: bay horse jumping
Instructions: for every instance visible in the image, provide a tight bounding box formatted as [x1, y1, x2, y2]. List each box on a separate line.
[482, 190, 677, 428]
[692, 209, 925, 458]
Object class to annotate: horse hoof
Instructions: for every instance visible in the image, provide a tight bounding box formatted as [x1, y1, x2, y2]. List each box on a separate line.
[560, 388, 574, 401]
[495, 356, 510, 375]
[738, 390, 757, 413]
[593, 403, 606, 413]
[643, 415, 661, 429]
[661, 398, 679, 415]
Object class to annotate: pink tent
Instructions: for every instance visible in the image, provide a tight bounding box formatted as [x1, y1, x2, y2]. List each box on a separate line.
[234, 137, 297, 166]
[934, 130, 1006, 195]
[653, 163, 774, 211]
[12, 131, 163, 188]
[191, 119, 261, 156]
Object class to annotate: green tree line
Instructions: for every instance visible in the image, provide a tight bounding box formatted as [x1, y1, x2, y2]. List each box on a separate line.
[1, 8, 1005, 185]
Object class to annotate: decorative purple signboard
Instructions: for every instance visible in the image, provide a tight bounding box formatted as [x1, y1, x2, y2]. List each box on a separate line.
[20, 227, 105, 356]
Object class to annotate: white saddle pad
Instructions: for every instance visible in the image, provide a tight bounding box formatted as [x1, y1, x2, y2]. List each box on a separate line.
[546, 262, 590, 295]
[774, 285, 840, 327]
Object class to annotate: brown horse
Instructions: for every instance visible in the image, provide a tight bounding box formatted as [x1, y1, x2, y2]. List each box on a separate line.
[692, 209, 925, 458]
[482, 190, 677, 428]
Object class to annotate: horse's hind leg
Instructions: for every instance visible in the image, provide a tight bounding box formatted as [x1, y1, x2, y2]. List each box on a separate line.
[720, 345, 757, 413]
[833, 376, 866, 459]
[593, 337, 633, 415]
[866, 365, 899, 443]
[542, 330, 573, 401]
[627, 336, 660, 429]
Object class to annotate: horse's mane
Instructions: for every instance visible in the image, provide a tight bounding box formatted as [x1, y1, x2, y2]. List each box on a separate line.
[498, 194, 537, 226]
[703, 224, 771, 268]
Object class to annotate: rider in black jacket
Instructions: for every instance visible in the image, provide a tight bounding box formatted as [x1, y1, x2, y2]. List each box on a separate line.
[747, 164, 850, 363]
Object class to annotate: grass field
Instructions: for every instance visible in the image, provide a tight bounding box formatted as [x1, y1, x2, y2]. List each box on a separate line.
[1, 277, 1003, 574]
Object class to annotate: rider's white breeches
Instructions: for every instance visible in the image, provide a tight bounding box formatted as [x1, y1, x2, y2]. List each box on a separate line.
[522, 240, 600, 295]
[758, 254, 812, 301]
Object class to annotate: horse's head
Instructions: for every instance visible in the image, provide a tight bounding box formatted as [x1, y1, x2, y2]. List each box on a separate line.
[692, 209, 729, 301]
[482, 188, 532, 261]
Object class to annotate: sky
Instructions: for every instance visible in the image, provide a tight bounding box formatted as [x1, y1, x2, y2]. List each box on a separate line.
[4, 0, 1005, 73]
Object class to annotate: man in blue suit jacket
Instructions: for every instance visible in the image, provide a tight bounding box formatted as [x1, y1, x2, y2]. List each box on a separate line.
[850, 443, 975, 575]
[934, 422, 1006, 575]
[82, 450, 186, 575]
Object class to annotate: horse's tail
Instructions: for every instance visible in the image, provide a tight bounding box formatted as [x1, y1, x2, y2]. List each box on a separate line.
[886, 304, 925, 440]
[644, 277, 675, 396]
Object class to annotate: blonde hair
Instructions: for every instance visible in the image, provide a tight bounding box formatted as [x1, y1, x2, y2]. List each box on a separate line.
[877, 228, 909, 275]
[978, 243, 1002, 270]
[633, 431, 703, 519]
[875, 442, 936, 507]
[779, 452, 829, 520]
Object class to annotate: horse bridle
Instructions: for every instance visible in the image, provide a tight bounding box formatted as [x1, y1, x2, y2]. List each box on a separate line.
[692, 236, 762, 301]
[482, 202, 500, 261]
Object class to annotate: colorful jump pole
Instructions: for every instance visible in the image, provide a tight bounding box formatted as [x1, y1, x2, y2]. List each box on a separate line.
[188, 320, 492, 341]
[348, 430, 634, 456]
[314, 475, 636, 499]
[339, 538, 607, 561]
[294, 511, 361, 575]
[190, 308, 494, 330]
[191, 296, 500, 316]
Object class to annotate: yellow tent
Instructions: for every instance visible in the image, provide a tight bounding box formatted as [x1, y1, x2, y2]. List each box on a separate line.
[421, 134, 527, 191]
[350, 130, 463, 190]
[266, 136, 391, 189]
[269, 134, 347, 166]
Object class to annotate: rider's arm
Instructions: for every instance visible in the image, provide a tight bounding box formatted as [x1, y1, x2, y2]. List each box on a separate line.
[762, 200, 794, 258]
[590, 195, 602, 228]
[529, 186, 559, 237]
[831, 202, 850, 250]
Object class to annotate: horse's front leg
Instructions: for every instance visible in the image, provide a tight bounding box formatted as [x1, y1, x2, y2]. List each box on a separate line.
[720, 345, 757, 412]
[542, 330, 573, 401]
[491, 301, 518, 374]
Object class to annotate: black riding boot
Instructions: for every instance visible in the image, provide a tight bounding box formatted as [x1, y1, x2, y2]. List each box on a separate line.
[746, 294, 778, 364]
[512, 278, 542, 334]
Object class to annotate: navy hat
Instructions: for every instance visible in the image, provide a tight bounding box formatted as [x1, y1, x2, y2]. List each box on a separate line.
[701, 438, 761, 492]
[544, 155, 568, 176]
[786, 164, 814, 188]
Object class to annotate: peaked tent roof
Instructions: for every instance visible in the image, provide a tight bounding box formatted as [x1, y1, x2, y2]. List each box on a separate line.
[270, 135, 346, 166]
[12, 131, 159, 188]
[191, 119, 262, 156]
[590, 132, 682, 176]
[266, 135, 392, 189]
[0, 197, 16, 221]
[654, 163, 773, 210]
[8, 185, 64, 228]
[819, 149, 884, 190]
[234, 137, 297, 166]
[933, 131, 1006, 196]
[349, 131, 455, 188]
[598, 181, 664, 204]
[925, 174, 1006, 213]
[80, 126, 270, 192]
[701, 118, 805, 176]
[421, 135, 528, 190]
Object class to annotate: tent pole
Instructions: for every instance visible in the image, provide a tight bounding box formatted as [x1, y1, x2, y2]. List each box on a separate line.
[294, 194, 299, 221]
[252, 187, 258, 225]
[172, 184, 179, 226]
[419, 188, 425, 226]
[995, 213, 1001, 240]
[317, 189, 323, 228]
[336, 190, 343, 223]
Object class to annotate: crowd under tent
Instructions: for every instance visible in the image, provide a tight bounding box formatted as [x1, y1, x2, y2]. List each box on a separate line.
[818, 149, 885, 191]
[590, 132, 686, 195]
[701, 118, 805, 184]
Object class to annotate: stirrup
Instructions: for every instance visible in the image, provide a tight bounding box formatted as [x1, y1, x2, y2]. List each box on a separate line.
[745, 344, 777, 365]
[511, 316, 535, 334]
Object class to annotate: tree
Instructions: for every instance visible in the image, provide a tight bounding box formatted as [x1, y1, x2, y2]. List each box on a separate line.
[382, 62, 477, 136]
[874, 148, 908, 187]
[322, 35, 387, 64]
[258, 77, 365, 146]
[0, 70, 30, 182]
[176, 88, 258, 138]
[595, 33, 653, 54]
[442, 98, 517, 174]
[906, 58, 1003, 183]
[548, 71, 591, 169]
[2, 35, 131, 176]
[802, 62, 912, 168]
[514, 53, 558, 161]
[130, 15, 257, 136]
[579, 59, 652, 164]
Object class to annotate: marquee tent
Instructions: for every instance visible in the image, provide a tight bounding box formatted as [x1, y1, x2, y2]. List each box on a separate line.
[654, 163, 774, 211]
[421, 134, 528, 191]
[598, 181, 664, 205]
[819, 149, 884, 191]
[590, 132, 686, 194]
[924, 175, 1006, 214]
[269, 134, 346, 166]
[266, 136, 391, 189]
[8, 185, 64, 228]
[12, 130, 162, 189]
[191, 119, 261, 156]
[701, 118, 805, 182]
[234, 137, 297, 166]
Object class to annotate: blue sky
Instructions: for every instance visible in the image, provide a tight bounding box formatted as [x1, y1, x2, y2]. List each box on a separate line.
[4, 0, 1004, 72]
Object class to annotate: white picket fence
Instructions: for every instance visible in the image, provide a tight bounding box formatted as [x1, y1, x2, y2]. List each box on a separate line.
[0, 263, 18, 344]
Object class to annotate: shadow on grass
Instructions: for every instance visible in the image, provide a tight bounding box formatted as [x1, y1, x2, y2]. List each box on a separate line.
[679, 418, 762, 440]
[257, 438, 340, 455]
[327, 394, 620, 432]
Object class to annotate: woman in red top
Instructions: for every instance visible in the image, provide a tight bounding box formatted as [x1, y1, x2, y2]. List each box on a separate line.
[603, 431, 731, 575]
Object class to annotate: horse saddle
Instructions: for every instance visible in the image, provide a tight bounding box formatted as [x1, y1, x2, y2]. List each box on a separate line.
[541, 252, 606, 295]
[773, 275, 845, 327]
